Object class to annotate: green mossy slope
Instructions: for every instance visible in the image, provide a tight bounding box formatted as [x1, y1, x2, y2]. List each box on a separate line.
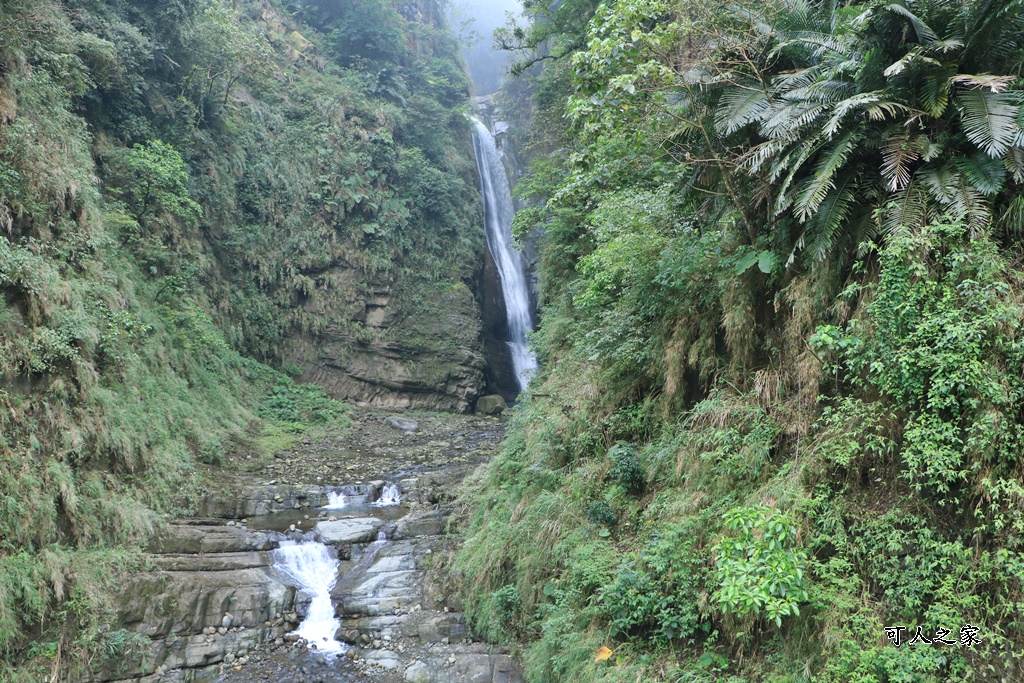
[0, 0, 477, 676]
[457, 1, 1024, 681]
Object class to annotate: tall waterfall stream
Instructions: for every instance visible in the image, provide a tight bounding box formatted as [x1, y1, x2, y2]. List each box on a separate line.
[471, 117, 538, 392]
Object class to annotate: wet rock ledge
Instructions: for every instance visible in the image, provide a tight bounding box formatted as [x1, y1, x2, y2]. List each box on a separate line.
[79, 412, 521, 683]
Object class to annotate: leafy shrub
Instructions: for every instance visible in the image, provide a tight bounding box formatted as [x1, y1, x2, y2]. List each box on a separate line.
[712, 506, 809, 627]
[607, 442, 644, 494]
[601, 523, 706, 645]
[257, 379, 347, 430]
[492, 585, 523, 635]
[114, 140, 201, 225]
[100, 629, 149, 660]
[586, 501, 618, 527]
[844, 221, 1024, 501]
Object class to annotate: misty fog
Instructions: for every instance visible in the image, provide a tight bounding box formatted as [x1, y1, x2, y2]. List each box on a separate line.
[449, 0, 523, 95]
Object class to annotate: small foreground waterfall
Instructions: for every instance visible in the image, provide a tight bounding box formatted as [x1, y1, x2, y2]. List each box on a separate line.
[374, 482, 401, 506]
[471, 117, 538, 391]
[324, 491, 347, 509]
[271, 540, 345, 654]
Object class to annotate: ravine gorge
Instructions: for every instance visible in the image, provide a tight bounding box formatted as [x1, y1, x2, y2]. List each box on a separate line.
[2, 0, 1024, 682]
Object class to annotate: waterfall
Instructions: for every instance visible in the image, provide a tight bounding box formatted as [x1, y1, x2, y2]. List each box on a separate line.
[373, 483, 401, 507]
[324, 491, 347, 509]
[271, 540, 345, 654]
[471, 117, 538, 392]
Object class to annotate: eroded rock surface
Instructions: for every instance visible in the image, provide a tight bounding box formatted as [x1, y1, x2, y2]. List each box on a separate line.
[288, 282, 488, 413]
[82, 410, 520, 683]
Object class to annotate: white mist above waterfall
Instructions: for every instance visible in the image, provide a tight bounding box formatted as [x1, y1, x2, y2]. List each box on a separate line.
[471, 117, 538, 392]
[271, 540, 345, 654]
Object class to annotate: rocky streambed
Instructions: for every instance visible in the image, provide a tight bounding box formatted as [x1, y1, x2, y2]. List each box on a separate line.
[84, 411, 521, 683]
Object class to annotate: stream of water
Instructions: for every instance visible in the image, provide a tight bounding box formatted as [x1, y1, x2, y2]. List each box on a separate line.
[471, 117, 538, 392]
[271, 540, 346, 654]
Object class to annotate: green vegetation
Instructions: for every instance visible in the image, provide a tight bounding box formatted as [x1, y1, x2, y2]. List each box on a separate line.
[457, 0, 1024, 681]
[0, 0, 477, 676]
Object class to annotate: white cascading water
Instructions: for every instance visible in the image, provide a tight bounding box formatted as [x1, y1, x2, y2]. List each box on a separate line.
[471, 117, 538, 392]
[271, 540, 345, 654]
[373, 483, 401, 507]
[323, 491, 347, 509]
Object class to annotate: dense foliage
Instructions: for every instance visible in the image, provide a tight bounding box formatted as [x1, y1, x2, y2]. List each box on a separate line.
[457, 0, 1024, 681]
[0, 0, 477, 677]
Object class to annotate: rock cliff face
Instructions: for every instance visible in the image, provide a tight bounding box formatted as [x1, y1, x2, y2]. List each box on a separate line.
[284, 279, 487, 413]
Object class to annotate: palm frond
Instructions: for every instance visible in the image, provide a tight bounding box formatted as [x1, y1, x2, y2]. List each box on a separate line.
[795, 131, 859, 220]
[804, 171, 859, 260]
[952, 74, 1015, 93]
[773, 135, 827, 215]
[881, 130, 924, 191]
[820, 92, 905, 137]
[743, 137, 796, 175]
[883, 175, 929, 233]
[956, 87, 1022, 157]
[919, 135, 945, 162]
[715, 86, 771, 135]
[804, 79, 857, 104]
[923, 163, 991, 233]
[997, 194, 1024, 236]
[772, 68, 821, 94]
[776, 31, 852, 58]
[884, 50, 941, 78]
[882, 3, 939, 45]
[862, 100, 914, 122]
[924, 38, 964, 54]
[759, 100, 828, 138]
[953, 154, 1007, 196]
[919, 67, 954, 117]
[1003, 148, 1024, 184]
[920, 163, 957, 206]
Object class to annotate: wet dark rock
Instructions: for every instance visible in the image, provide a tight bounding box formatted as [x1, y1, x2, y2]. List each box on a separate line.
[475, 395, 507, 417]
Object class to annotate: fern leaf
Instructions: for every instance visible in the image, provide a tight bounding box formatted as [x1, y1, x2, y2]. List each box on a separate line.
[716, 86, 771, 135]
[805, 172, 858, 260]
[956, 88, 1021, 157]
[881, 131, 923, 191]
[953, 154, 1006, 196]
[795, 131, 859, 220]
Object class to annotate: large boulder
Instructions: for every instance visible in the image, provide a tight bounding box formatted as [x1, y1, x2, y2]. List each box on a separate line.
[476, 394, 507, 416]
[317, 517, 385, 544]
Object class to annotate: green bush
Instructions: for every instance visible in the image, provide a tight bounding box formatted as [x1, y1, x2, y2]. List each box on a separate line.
[586, 501, 618, 527]
[601, 523, 706, 645]
[713, 505, 810, 627]
[607, 442, 644, 494]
